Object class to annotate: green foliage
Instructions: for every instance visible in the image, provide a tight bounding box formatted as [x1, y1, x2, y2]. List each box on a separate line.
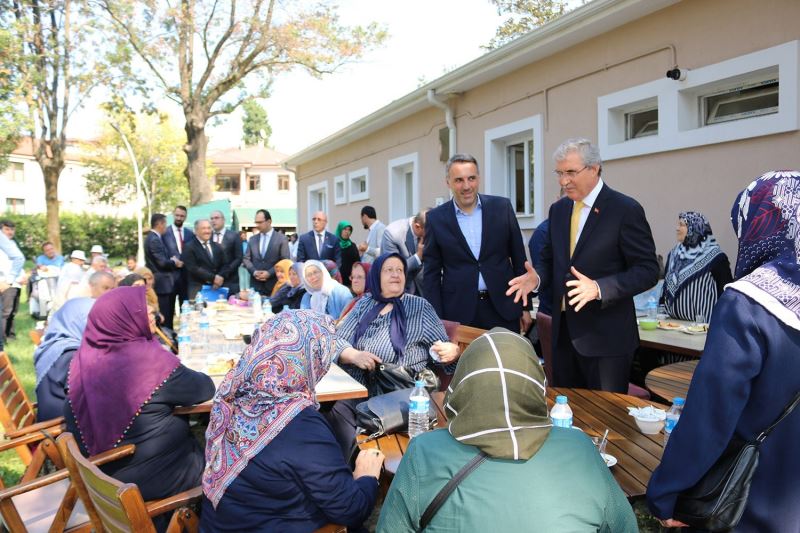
[485, 0, 577, 50]
[242, 100, 272, 147]
[0, 27, 23, 172]
[2, 213, 139, 260]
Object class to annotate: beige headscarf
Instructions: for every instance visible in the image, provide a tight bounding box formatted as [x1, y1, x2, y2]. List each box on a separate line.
[444, 327, 551, 460]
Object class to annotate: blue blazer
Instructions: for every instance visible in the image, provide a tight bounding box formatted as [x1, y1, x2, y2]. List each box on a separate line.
[144, 231, 176, 295]
[537, 184, 659, 357]
[296, 230, 341, 267]
[162, 226, 194, 288]
[423, 194, 527, 324]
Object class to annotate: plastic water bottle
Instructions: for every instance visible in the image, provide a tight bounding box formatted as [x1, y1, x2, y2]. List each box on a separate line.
[663, 397, 685, 443]
[198, 309, 210, 343]
[646, 295, 658, 321]
[180, 300, 192, 326]
[251, 291, 262, 320]
[408, 380, 431, 439]
[282, 305, 290, 313]
[194, 292, 205, 312]
[550, 395, 573, 428]
[262, 297, 273, 318]
[177, 324, 192, 359]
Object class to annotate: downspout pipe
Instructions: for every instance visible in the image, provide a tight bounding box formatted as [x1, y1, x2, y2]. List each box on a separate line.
[427, 89, 456, 158]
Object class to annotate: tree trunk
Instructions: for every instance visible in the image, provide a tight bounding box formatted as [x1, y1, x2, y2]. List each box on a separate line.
[43, 163, 62, 252]
[183, 112, 213, 206]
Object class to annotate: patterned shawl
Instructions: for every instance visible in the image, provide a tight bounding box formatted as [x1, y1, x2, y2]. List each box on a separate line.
[729, 170, 800, 330]
[33, 297, 94, 386]
[445, 328, 551, 460]
[663, 211, 723, 306]
[68, 286, 180, 455]
[202, 310, 337, 507]
[352, 253, 407, 357]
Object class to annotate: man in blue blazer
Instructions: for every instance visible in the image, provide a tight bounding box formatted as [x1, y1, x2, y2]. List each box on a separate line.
[423, 154, 530, 332]
[145, 213, 182, 329]
[513, 138, 659, 392]
[296, 211, 341, 267]
[162, 205, 194, 310]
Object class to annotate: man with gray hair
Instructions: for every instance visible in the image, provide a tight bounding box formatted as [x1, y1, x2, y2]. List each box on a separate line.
[381, 209, 430, 296]
[88, 271, 116, 299]
[509, 138, 658, 392]
[181, 218, 225, 301]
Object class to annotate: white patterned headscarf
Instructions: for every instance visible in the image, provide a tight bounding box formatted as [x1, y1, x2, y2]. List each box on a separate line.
[729, 171, 800, 331]
[664, 211, 723, 306]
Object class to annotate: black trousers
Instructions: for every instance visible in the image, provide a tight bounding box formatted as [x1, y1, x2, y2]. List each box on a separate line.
[469, 293, 519, 332]
[553, 312, 631, 393]
[2, 287, 20, 338]
[157, 293, 176, 330]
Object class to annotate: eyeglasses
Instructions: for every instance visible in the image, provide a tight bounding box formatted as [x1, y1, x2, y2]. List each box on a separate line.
[254, 219, 267, 224]
[381, 268, 404, 276]
[553, 166, 589, 179]
[312, 217, 325, 221]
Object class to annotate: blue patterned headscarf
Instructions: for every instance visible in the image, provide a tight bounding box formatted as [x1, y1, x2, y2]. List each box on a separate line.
[33, 297, 94, 386]
[663, 212, 723, 305]
[729, 171, 800, 329]
[202, 310, 337, 507]
[352, 253, 408, 357]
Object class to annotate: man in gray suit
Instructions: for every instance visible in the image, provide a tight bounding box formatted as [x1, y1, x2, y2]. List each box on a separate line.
[381, 209, 428, 296]
[242, 209, 290, 295]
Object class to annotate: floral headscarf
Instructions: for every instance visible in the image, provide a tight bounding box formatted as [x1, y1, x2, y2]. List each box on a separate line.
[663, 211, 723, 306]
[202, 310, 337, 507]
[729, 170, 800, 330]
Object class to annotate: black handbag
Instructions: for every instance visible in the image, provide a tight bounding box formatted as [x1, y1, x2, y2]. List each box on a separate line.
[672, 391, 800, 531]
[367, 363, 439, 397]
[355, 388, 437, 439]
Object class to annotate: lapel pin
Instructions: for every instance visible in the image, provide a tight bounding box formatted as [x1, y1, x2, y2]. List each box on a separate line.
[593, 207, 600, 214]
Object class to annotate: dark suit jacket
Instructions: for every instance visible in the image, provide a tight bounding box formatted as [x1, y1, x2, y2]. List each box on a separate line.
[162, 225, 194, 294]
[214, 229, 242, 294]
[144, 231, 176, 296]
[181, 238, 225, 300]
[381, 217, 423, 295]
[423, 194, 526, 325]
[538, 184, 659, 357]
[242, 231, 290, 295]
[296, 230, 341, 267]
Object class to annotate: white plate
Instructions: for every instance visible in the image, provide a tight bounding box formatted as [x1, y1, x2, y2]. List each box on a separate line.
[601, 453, 617, 467]
[682, 326, 708, 335]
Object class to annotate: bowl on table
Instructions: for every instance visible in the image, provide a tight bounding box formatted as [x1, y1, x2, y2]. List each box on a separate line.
[633, 414, 665, 434]
[639, 319, 658, 330]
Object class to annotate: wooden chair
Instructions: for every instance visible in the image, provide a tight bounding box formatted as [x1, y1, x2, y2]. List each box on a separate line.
[57, 433, 201, 533]
[0, 436, 135, 532]
[0, 351, 64, 474]
[28, 330, 43, 346]
[435, 323, 487, 391]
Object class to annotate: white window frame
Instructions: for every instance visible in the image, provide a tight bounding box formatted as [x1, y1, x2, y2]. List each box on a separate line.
[348, 167, 369, 202]
[333, 174, 347, 205]
[306, 181, 328, 230]
[387, 152, 419, 221]
[599, 40, 799, 160]
[484, 115, 544, 230]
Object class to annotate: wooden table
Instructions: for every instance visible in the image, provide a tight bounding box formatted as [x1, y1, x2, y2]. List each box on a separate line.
[638, 319, 706, 357]
[645, 360, 697, 402]
[359, 388, 666, 499]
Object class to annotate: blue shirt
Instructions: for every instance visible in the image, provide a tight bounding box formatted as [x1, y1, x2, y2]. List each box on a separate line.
[36, 254, 65, 267]
[454, 196, 487, 291]
[0, 233, 24, 284]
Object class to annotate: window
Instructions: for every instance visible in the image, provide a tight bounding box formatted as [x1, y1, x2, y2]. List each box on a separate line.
[216, 174, 240, 194]
[277, 174, 290, 191]
[348, 168, 369, 202]
[703, 79, 778, 125]
[388, 153, 419, 220]
[438, 127, 450, 162]
[334, 174, 347, 205]
[307, 181, 328, 229]
[5, 162, 24, 182]
[248, 174, 261, 191]
[5, 198, 24, 214]
[506, 141, 535, 215]
[626, 107, 658, 139]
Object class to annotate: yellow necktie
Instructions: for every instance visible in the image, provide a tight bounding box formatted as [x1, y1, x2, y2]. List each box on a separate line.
[569, 200, 585, 257]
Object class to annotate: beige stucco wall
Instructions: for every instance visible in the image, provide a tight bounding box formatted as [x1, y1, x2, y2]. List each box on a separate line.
[296, 0, 800, 263]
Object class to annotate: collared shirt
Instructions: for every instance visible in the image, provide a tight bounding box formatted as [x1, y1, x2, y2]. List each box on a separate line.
[171, 224, 185, 253]
[574, 178, 604, 244]
[260, 229, 274, 256]
[198, 237, 213, 259]
[0, 232, 24, 284]
[36, 254, 65, 267]
[213, 228, 226, 245]
[362, 220, 386, 263]
[454, 196, 487, 291]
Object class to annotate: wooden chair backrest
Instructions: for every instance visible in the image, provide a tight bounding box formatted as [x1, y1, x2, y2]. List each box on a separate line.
[57, 433, 156, 533]
[0, 352, 36, 464]
[452, 325, 486, 353]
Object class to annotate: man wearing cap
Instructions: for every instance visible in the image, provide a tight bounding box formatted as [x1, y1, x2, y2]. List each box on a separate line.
[0, 224, 24, 350]
[357, 206, 385, 264]
[90, 245, 105, 260]
[55, 250, 87, 305]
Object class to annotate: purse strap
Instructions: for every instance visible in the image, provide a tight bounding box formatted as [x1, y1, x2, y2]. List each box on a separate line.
[756, 390, 800, 443]
[418, 451, 488, 531]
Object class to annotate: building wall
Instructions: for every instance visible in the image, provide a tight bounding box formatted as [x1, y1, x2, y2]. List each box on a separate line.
[296, 0, 800, 261]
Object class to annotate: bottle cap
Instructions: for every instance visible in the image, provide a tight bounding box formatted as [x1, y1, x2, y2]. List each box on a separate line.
[556, 395, 568, 404]
[415, 380, 425, 388]
[673, 397, 685, 406]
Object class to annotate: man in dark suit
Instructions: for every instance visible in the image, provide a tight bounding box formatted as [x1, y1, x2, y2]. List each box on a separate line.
[381, 209, 428, 296]
[511, 138, 659, 392]
[162, 205, 193, 308]
[423, 154, 531, 332]
[296, 211, 341, 267]
[144, 213, 182, 328]
[242, 209, 290, 296]
[181, 218, 225, 301]
[209, 210, 242, 296]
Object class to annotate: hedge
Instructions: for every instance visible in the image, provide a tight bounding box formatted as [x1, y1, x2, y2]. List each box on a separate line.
[2, 213, 140, 261]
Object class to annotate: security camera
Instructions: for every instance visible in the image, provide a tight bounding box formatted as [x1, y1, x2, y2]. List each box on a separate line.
[666, 68, 687, 81]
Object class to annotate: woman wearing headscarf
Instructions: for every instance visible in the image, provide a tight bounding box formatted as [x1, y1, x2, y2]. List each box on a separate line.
[337, 262, 371, 323]
[269, 259, 293, 298]
[322, 259, 343, 284]
[65, 286, 215, 501]
[300, 260, 353, 319]
[200, 310, 384, 532]
[647, 171, 800, 531]
[336, 220, 360, 288]
[377, 328, 637, 532]
[327, 253, 460, 455]
[660, 211, 732, 321]
[134, 266, 162, 318]
[34, 297, 94, 422]
[271, 262, 306, 311]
